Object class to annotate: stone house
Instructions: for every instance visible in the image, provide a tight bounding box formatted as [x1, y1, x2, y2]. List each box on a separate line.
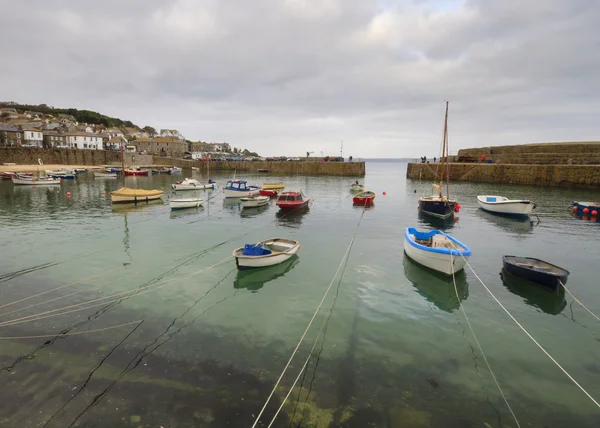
[133, 137, 186, 156]
[42, 130, 68, 148]
[0, 124, 22, 147]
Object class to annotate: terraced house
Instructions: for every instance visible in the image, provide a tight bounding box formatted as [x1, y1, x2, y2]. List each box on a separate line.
[0, 124, 22, 147]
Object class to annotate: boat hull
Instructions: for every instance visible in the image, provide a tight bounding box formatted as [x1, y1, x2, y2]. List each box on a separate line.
[571, 201, 600, 216]
[241, 196, 270, 208]
[110, 187, 164, 203]
[403, 228, 470, 276]
[94, 172, 117, 178]
[353, 191, 376, 206]
[418, 198, 456, 219]
[233, 239, 300, 270]
[276, 200, 309, 211]
[477, 196, 533, 216]
[263, 183, 284, 190]
[223, 188, 260, 198]
[170, 198, 203, 210]
[172, 183, 215, 191]
[12, 177, 61, 185]
[502, 256, 569, 291]
[259, 189, 278, 197]
[124, 170, 149, 176]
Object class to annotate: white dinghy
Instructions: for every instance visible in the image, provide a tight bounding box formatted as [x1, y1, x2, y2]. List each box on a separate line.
[172, 178, 215, 191]
[94, 171, 117, 178]
[241, 195, 270, 209]
[404, 227, 471, 276]
[233, 238, 300, 270]
[169, 197, 203, 210]
[12, 176, 61, 185]
[477, 195, 534, 217]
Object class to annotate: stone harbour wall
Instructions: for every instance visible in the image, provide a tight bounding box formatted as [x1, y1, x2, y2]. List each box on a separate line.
[0, 147, 153, 167]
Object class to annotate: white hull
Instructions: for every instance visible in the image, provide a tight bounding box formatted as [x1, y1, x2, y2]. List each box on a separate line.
[170, 198, 203, 209]
[94, 172, 117, 178]
[477, 195, 533, 216]
[241, 196, 270, 208]
[223, 188, 259, 198]
[234, 238, 300, 269]
[404, 239, 467, 276]
[172, 183, 215, 191]
[12, 177, 61, 185]
[111, 193, 163, 203]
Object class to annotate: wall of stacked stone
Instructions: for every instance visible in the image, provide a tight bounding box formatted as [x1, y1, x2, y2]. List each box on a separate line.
[0, 147, 153, 167]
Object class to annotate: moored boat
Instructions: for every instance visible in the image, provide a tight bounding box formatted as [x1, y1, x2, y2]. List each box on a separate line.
[233, 238, 300, 270]
[0, 171, 18, 179]
[152, 168, 170, 174]
[259, 189, 278, 197]
[276, 191, 310, 211]
[106, 167, 121, 173]
[169, 197, 203, 210]
[258, 168, 269, 173]
[263, 182, 284, 190]
[223, 179, 260, 198]
[477, 195, 534, 217]
[350, 183, 364, 193]
[124, 168, 149, 176]
[571, 201, 600, 217]
[353, 190, 375, 206]
[94, 171, 117, 178]
[172, 178, 215, 191]
[169, 167, 183, 174]
[241, 195, 270, 208]
[12, 176, 61, 185]
[502, 256, 569, 291]
[404, 227, 471, 276]
[110, 187, 164, 203]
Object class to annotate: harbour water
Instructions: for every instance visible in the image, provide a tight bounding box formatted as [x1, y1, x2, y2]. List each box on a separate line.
[0, 162, 598, 427]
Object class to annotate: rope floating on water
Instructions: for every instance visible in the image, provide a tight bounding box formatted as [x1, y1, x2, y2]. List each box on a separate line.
[456, 253, 600, 409]
[559, 280, 600, 322]
[0, 320, 143, 340]
[449, 252, 521, 427]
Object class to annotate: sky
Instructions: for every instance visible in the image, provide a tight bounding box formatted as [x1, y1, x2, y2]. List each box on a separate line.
[1, 0, 599, 158]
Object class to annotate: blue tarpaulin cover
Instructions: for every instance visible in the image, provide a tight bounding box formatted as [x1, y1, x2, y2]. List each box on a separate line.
[243, 244, 272, 256]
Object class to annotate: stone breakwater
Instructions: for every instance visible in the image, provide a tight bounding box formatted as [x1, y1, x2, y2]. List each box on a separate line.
[0, 147, 153, 167]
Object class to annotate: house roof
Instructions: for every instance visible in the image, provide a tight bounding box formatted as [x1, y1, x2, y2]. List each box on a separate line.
[0, 124, 20, 132]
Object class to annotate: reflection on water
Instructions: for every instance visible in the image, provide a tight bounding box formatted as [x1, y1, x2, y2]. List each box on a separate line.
[111, 199, 164, 215]
[169, 206, 204, 219]
[233, 256, 299, 292]
[476, 209, 533, 234]
[222, 197, 242, 213]
[275, 206, 309, 228]
[500, 269, 567, 315]
[240, 203, 270, 218]
[403, 254, 468, 312]
[417, 210, 457, 231]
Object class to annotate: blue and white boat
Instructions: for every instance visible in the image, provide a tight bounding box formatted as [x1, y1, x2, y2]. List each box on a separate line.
[404, 227, 472, 276]
[571, 201, 600, 216]
[223, 179, 260, 198]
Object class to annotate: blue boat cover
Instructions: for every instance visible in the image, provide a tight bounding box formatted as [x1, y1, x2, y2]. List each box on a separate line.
[486, 197, 497, 202]
[407, 227, 438, 241]
[243, 244, 272, 256]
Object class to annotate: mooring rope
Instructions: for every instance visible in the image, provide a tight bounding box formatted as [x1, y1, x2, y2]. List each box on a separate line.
[251, 209, 366, 428]
[449, 252, 521, 427]
[0, 320, 143, 340]
[559, 280, 600, 322]
[455, 252, 600, 409]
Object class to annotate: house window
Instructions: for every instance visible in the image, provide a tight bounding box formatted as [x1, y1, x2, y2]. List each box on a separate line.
[84, 143, 87, 148]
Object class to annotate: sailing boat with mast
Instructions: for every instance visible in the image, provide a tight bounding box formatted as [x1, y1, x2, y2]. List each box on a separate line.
[111, 139, 164, 204]
[418, 101, 457, 219]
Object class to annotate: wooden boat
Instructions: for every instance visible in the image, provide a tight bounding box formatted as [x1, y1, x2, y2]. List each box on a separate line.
[169, 197, 203, 210]
[258, 168, 269, 173]
[353, 190, 375, 206]
[350, 183, 364, 193]
[404, 227, 471, 276]
[259, 189, 278, 197]
[172, 178, 215, 191]
[233, 238, 300, 270]
[0, 172, 17, 179]
[571, 201, 600, 216]
[241, 195, 270, 208]
[276, 191, 310, 211]
[94, 171, 117, 178]
[477, 195, 534, 217]
[262, 182, 284, 190]
[74, 168, 87, 173]
[418, 102, 458, 219]
[223, 179, 260, 198]
[111, 187, 164, 203]
[152, 168, 170, 174]
[124, 168, 149, 176]
[12, 176, 61, 185]
[502, 256, 569, 291]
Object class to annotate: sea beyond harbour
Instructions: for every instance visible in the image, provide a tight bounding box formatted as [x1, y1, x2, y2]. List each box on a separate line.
[0, 161, 598, 427]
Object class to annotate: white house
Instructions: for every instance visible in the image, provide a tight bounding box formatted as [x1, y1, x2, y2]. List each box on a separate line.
[22, 129, 43, 147]
[160, 129, 185, 141]
[106, 127, 124, 139]
[64, 132, 104, 150]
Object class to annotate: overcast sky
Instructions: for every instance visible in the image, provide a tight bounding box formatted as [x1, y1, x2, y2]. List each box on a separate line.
[1, 0, 598, 157]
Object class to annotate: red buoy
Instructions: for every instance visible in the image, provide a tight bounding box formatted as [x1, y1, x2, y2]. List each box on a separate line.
[592, 210, 598, 217]
[572, 206, 578, 212]
[583, 207, 590, 214]
[67, 192, 71, 197]
[383, 191, 386, 196]
[455, 203, 461, 213]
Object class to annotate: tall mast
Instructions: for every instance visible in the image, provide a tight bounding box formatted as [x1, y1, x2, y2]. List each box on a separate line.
[121, 138, 125, 187]
[439, 101, 449, 197]
[445, 102, 450, 199]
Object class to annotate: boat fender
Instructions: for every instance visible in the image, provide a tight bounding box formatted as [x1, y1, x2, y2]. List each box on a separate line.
[583, 207, 590, 214]
[572, 206, 578, 212]
[592, 210, 598, 217]
[455, 203, 461, 213]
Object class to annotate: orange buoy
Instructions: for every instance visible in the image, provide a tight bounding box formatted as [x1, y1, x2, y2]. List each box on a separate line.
[455, 203, 461, 213]
[583, 207, 590, 214]
[592, 210, 598, 217]
[383, 191, 386, 195]
[67, 192, 71, 197]
[572, 206, 578, 212]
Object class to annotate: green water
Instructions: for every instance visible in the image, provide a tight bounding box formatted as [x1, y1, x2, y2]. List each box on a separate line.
[0, 162, 598, 427]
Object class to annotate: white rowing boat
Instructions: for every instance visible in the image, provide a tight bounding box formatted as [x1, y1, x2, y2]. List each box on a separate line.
[172, 178, 215, 191]
[233, 238, 300, 269]
[12, 176, 61, 185]
[240, 195, 270, 208]
[404, 227, 471, 276]
[477, 195, 534, 217]
[170, 197, 204, 210]
[94, 171, 117, 178]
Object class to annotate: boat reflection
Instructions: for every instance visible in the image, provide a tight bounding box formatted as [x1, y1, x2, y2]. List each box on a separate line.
[403, 254, 468, 312]
[477, 209, 533, 234]
[233, 256, 299, 292]
[223, 198, 242, 213]
[417, 210, 456, 231]
[240, 203, 270, 218]
[170, 206, 204, 219]
[276, 206, 309, 228]
[111, 199, 164, 215]
[500, 269, 566, 315]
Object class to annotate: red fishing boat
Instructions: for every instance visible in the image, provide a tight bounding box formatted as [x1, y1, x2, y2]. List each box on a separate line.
[276, 191, 310, 211]
[124, 168, 149, 176]
[259, 189, 278, 198]
[353, 190, 376, 206]
[0, 172, 17, 179]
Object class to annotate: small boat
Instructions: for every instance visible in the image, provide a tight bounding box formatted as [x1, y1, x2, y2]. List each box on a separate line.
[191, 167, 199, 171]
[404, 227, 471, 276]
[353, 190, 375, 206]
[170, 197, 203, 210]
[477, 195, 535, 217]
[0, 172, 17, 179]
[350, 183, 364, 193]
[241, 195, 270, 208]
[12, 176, 61, 185]
[169, 167, 183, 174]
[233, 238, 300, 270]
[106, 167, 121, 173]
[263, 182, 285, 190]
[502, 256, 570, 291]
[276, 191, 310, 211]
[571, 201, 600, 217]
[172, 178, 215, 191]
[110, 187, 164, 203]
[152, 168, 170, 174]
[223, 179, 260, 198]
[15, 173, 34, 180]
[258, 169, 269, 173]
[48, 173, 76, 179]
[124, 168, 149, 176]
[94, 171, 117, 178]
[74, 168, 87, 173]
[259, 189, 278, 198]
